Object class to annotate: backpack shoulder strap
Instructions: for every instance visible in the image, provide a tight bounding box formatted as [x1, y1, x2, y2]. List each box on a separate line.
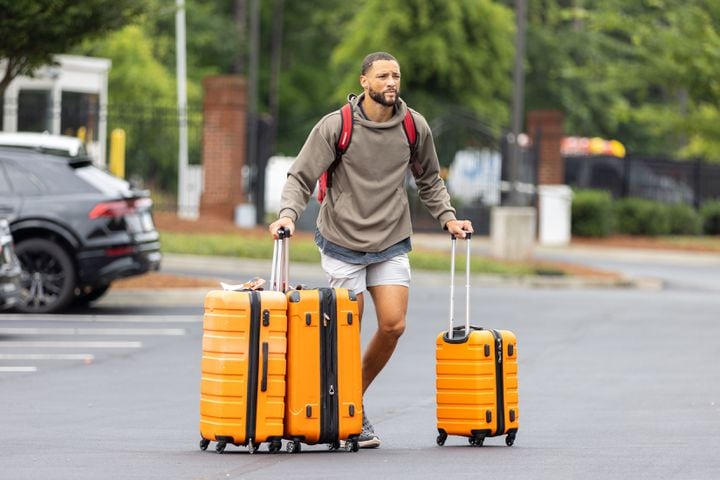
[319, 103, 354, 199]
[402, 110, 424, 177]
[336, 103, 354, 154]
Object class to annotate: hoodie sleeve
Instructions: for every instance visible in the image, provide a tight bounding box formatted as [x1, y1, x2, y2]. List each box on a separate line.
[277, 113, 340, 221]
[411, 112, 457, 229]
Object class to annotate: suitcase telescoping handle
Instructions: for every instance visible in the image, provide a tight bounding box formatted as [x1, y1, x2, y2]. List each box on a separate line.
[270, 227, 291, 292]
[449, 232, 472, 337]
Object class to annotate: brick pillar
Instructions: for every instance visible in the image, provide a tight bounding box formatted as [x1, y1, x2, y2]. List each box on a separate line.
[527, 110, 565, 185]
[200, 75, 247, 220]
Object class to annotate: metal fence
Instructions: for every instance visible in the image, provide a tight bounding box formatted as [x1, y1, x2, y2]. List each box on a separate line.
[565, 154, 720, 207]
[107, 103, 204, 204]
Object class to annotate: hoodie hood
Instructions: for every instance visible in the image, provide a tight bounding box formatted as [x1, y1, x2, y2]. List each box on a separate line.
[348, 93, 408, 129]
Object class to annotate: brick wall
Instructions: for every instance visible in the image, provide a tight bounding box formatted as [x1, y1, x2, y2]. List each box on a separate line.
[527, 110, 565, 185]
[200, 75, 247, 220]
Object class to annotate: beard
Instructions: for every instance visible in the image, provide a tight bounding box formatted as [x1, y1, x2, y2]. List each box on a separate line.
[368, 86, 400, 107]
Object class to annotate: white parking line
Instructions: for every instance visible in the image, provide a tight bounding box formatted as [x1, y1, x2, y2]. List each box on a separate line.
[0, 366, 37, 372]
[0, 327, 186, 336]
[0, 354, 95, 361]
[0, 341, 142, 348]
[0, 314, 201, 323]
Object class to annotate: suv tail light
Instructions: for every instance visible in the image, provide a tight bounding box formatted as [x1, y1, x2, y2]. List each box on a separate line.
[88, 198, 152, 219]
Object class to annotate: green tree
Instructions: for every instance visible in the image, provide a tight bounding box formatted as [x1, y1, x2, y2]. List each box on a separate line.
[522, 0, 720, 160]
[331, 0, 515, 126]
[0, 0, 145, 97]
[273, 1, 357, 154]
[77, 25, 184, 191]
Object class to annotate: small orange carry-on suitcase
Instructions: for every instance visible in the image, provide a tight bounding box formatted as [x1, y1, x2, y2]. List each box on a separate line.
[198, 231, 289, 454]
[281, 233, 363, 453]
[435, 234, 519, 447]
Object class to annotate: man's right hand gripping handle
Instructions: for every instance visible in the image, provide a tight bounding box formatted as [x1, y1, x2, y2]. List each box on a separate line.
[269, 217, 295, 239]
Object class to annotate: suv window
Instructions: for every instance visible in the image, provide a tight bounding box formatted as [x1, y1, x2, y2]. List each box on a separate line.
[0, 162, 11, 192]
[2, 157, 97, 195]
[2, 160, 47, 194]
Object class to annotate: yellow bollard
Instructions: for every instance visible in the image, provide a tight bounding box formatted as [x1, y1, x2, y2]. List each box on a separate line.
[109, 128, 126, 178]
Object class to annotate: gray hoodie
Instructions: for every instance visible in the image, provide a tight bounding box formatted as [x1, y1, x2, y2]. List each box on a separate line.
[278, 94, 456, 253]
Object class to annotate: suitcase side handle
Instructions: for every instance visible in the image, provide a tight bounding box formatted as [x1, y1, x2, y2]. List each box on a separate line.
[449, 233, 472, 337]
[260, 341, 269, 392]
[270, 227, 291, 292]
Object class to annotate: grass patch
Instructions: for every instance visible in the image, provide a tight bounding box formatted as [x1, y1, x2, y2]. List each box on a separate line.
[660, 235, 720, 251]
[159, 231, 561, 277]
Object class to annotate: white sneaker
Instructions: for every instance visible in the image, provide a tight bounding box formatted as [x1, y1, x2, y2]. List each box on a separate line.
[357, 410, 381, 448]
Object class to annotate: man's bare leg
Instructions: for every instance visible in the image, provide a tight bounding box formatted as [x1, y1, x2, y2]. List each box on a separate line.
[362, 285, 408, 394]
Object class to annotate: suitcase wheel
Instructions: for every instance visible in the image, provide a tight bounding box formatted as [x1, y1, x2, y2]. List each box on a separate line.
[436, 430, 447, 446]
[344, 439, 359, 452]
[199, 438, 210, 451]
[215, 441, 227, 454]
[505, 433, 516, 447]
[328, 441, 341, 451]
[469, 436, 485, 447]
[268, 440, 282, 454]
[247, 440, 260, 454]
[286, 440, 302, 454]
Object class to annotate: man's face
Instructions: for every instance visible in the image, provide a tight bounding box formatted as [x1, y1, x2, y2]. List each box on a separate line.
[361, 60, 401, 107]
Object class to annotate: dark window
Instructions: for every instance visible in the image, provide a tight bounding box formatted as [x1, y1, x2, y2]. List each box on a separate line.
[61, 92, 99, 141]
[18, 90, 52, 132]
[0, 161, 11, 193]
[3, 160, 47, 194]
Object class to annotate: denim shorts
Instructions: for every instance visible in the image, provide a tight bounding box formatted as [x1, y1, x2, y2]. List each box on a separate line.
[319, 251, 411, 294]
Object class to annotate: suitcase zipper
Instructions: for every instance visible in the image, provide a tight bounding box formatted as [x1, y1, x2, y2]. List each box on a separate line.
[245, 291, 261, 444]
[319, 288, 339, 443]
[490, 329, 506, 436]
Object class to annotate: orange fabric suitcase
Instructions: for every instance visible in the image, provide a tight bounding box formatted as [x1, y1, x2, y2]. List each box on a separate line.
[435, 234, 519, 447]
[198, 234, 289, 454]
[282, 245, 362, 452]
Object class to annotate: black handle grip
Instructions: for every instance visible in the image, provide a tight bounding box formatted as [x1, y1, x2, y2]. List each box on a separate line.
[450, 231, 472, 240]
[277, 226, 291, 239]
[260, 342, 269, 392]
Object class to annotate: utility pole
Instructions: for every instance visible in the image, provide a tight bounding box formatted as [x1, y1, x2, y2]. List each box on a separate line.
[246, 0, 260, 223]
[508, 0, 527, 206]
[232, 0, 247, 74]
[175, 0, 191, 218]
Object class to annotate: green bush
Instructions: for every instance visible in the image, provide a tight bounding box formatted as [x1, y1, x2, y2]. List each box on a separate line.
[615, 197, 671, 236]
[700, 200, 720, 235]
[571, 189, 615, 237]
[666, 203, 702, 235]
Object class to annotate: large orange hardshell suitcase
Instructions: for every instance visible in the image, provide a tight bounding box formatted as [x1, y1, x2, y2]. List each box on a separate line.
[199, 235, 289, 454]
[435, 235, 519, 447]
[283, 286, 363, 452]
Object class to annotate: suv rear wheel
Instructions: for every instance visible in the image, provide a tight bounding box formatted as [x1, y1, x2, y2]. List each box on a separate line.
[14, 238, 77, 313]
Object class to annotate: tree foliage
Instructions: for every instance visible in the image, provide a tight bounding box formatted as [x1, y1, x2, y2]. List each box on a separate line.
[18, 0, 720, 195]
[0, 0, 145, 96]
[331, 0, 515, 126]
[523, 0, 720, 160]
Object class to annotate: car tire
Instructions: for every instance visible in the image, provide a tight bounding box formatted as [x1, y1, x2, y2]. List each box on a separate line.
[14, 238, 77, 314]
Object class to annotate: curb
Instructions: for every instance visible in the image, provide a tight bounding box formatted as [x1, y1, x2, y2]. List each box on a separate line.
[103, 271, 664, 307]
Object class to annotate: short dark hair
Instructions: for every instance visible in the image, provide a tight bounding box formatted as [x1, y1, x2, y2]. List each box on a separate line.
[361, 52, 398, 75]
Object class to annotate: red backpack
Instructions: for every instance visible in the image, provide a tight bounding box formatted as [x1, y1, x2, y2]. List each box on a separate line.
[316, 103, 424, 202]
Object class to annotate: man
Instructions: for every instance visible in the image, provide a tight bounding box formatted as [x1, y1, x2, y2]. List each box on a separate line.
[269, 52, 473, 448]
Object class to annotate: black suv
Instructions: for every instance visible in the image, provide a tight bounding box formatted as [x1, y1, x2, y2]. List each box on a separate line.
[0, 218, 21, 309]
[0, 146, 161, 313]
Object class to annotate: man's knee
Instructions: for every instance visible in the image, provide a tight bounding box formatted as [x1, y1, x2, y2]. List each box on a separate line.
[379, 316, 406, 339]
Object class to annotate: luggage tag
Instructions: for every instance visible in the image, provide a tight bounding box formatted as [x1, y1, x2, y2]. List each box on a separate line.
[220, 277, 267, 291]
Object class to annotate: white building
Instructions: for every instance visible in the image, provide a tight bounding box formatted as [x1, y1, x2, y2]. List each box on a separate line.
[1, 54, 111, 166]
